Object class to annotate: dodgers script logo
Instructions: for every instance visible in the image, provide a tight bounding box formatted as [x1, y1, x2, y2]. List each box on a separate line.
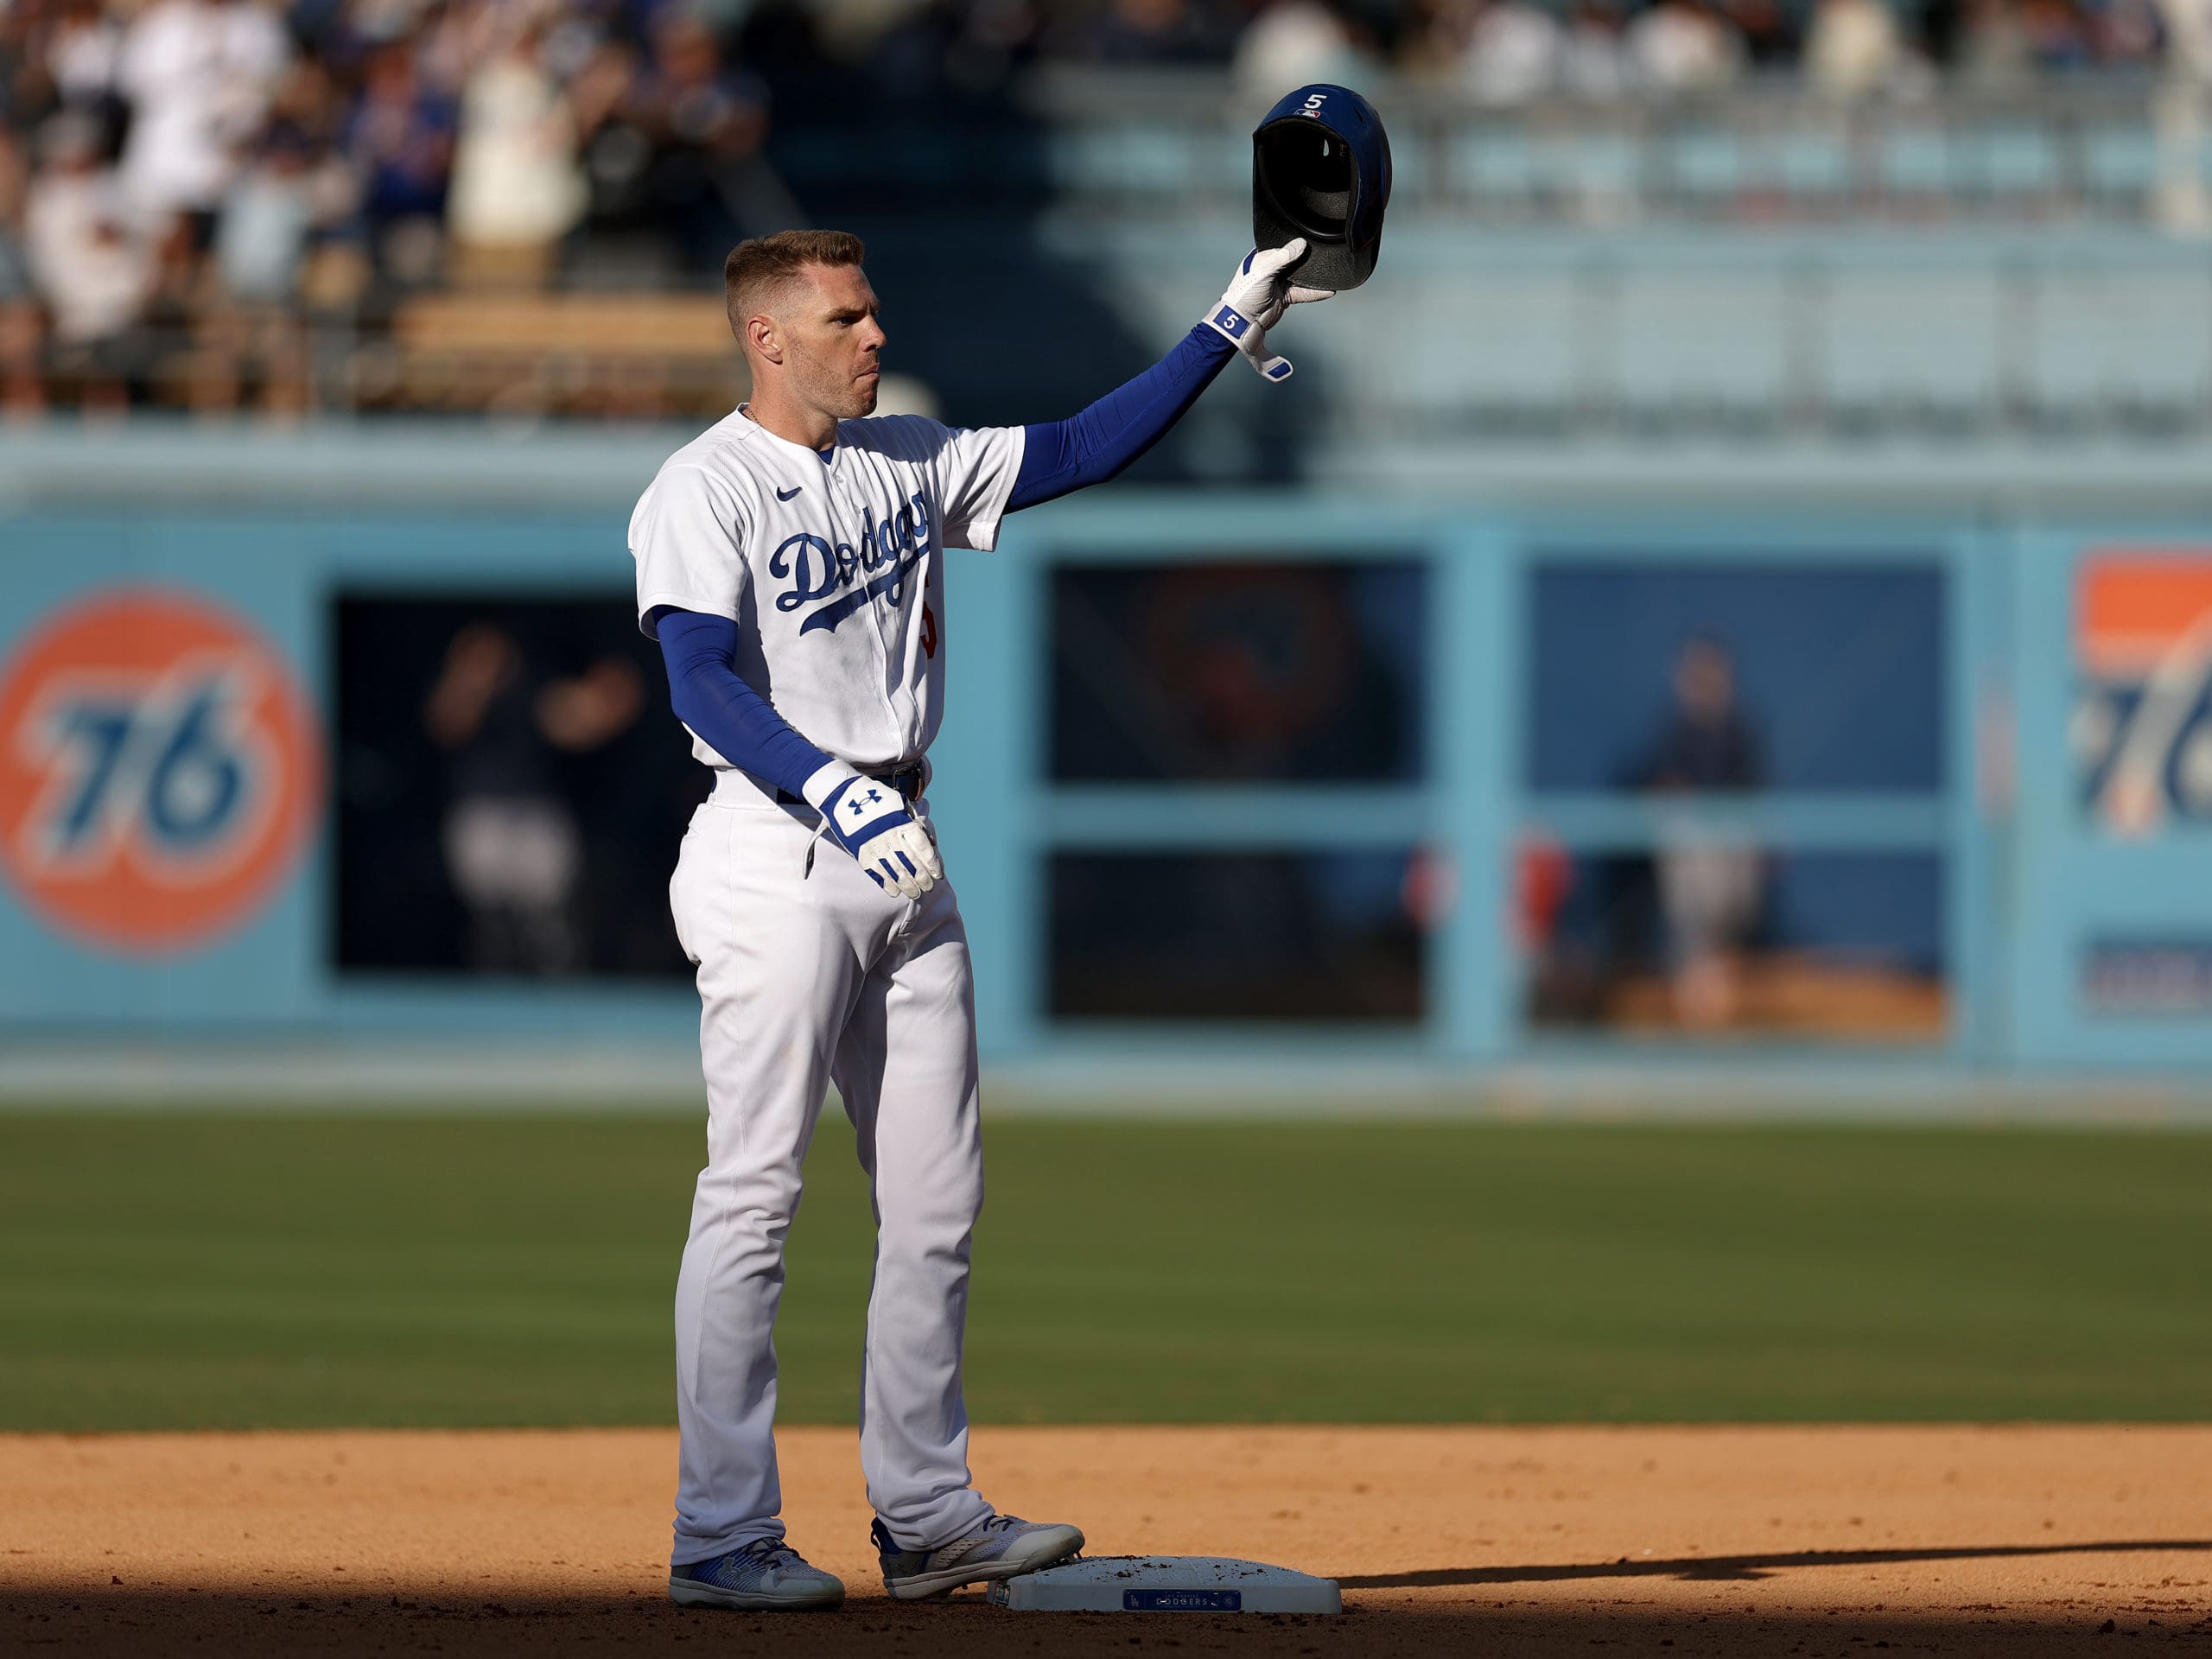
[2075, 552, 2212, 837]
[771, 492, 933, 636]
[0, 588, 322, 954]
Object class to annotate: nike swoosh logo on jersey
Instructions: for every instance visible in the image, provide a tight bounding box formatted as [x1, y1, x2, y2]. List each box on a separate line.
[776, 485, 803, 501]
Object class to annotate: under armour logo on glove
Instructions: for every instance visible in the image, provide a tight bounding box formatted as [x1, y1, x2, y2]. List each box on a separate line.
[802, 761, 943, 902]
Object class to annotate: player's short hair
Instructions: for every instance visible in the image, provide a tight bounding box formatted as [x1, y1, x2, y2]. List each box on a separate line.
[722, 230, 867, 341]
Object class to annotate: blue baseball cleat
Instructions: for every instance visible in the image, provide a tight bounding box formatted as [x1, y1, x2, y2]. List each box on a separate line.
[669, 1536, 845, 1611]
[874, 1513, 1085, 1600]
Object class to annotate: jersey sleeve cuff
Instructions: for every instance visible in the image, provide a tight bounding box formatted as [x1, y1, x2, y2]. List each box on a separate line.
[948, 425, 1024, 552]
[637, 594, 742, 638]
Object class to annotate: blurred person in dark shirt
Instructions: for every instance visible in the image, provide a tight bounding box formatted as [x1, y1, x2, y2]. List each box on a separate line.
[1048, 0, 1237, 63]
[570, 35, 651, 230]
[2019, 0, 2096, 68]
[1640, 632, 1764, 793]
[1714, 0, 1797, 67]
[3, 0, 86, 147]
[345, 37, 456, 283]
[868, 0, 1049, 97]
[619, 10, 779, 270]
[0, 126, 43, 416]
[424, 620, 645, 975]
[1637, 633, 1767, 1028]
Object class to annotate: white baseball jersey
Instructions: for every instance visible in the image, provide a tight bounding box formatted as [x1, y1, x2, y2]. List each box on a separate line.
[630, 409, 1026, 772]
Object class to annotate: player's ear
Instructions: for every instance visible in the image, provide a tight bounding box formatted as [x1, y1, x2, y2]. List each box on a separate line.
[746, 314, 783, 366]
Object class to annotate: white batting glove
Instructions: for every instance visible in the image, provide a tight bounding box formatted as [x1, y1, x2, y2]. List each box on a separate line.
[802, 760, 942, 901]
[1202, 239, 1332, 383]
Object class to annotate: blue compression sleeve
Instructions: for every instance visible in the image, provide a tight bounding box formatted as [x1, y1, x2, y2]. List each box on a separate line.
[653, 607, 833, 798]
[1007, 323, 1236, 512]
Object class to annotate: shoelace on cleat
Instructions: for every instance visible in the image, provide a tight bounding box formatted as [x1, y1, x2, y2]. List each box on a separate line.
[734, 1537, 806, 1573]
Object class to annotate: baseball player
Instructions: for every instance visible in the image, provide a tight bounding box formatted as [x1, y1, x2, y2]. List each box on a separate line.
[632, 228, 1325, 1611]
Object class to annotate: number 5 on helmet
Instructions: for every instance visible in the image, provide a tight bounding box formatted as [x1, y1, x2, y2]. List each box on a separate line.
[1252, 83, 1393, 294]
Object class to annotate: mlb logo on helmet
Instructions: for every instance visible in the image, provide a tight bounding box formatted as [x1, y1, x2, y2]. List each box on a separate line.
[0, 588, 322, 955]
[2074, 553, 2212, 837]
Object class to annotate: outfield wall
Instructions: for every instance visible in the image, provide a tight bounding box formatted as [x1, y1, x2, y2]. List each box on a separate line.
[3, 426, 2212, 1079]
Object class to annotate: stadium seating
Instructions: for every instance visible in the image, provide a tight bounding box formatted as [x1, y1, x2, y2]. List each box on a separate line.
[381, 295, 741, 418]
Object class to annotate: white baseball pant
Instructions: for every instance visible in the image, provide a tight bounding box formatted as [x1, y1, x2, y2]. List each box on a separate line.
[667, 773, 992, 1565]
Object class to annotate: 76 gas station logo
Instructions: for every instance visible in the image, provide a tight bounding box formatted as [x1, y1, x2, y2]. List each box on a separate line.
[24, 656, 275, 873]
[0, 590, 321, 955]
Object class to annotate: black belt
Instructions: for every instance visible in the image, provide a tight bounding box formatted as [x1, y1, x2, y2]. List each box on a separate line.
[776, 762, 925, 810]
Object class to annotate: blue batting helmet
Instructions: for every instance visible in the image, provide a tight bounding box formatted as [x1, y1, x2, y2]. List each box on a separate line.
[1251, 84, 1393, 292]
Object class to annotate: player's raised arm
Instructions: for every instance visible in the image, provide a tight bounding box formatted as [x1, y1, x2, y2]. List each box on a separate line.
[1002, 241, 1329, 515]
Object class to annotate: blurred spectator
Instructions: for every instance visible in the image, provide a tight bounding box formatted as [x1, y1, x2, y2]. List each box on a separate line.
[202, 118, 338, 413]
[1637, 635, 1767, 1029]
[346, 38, 457, 284]
[1462, 0, 1567, 103]
[2099, 0, 2163, 62]
[424, 620, 645, 976]
[1052, 0, 1236, 63]
[216, 122, 319, 302]
[936, 0, 1052, 92]
[1917, 0, 1967, 64]
[448, 21, 586, 286]
[2153, 0, 2212, 229]
[569, 38, 653, 236]
[2020, 0, 2097, 67]
[141, 207, 225, 401]
[1626, 0, 1746, 92]
[0, 0, 2201, 423]
[1715, 0, 1798, 63]
[855, 0, 1033, 97]
[1560, 0, 1631, 97]
[1640, 633, 1763, 793]
[0, 127, 43, 417]
[620, 10, 781, 270]
[1955, 0, 2039, 83]
[1234, 0, 1371, 98]
[1804, 0, 1909, 98]
[117, 0, 290, 232]
[24, 109, 147, 411]
[46, 0, 125, 147]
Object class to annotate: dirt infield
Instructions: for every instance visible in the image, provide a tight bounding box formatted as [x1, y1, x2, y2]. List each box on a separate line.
[4, 1425, 2208, 1656]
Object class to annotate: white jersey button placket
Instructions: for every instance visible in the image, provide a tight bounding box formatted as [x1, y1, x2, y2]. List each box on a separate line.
[830, 449, 908, 753]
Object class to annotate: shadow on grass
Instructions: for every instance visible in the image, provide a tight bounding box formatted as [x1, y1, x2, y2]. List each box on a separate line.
[1338, 1537, 2212, 1588]
[5, 1581, 2207, 1658]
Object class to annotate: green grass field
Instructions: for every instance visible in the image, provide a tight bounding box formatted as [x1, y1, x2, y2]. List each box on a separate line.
[1, 1112, 2207, 1431]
